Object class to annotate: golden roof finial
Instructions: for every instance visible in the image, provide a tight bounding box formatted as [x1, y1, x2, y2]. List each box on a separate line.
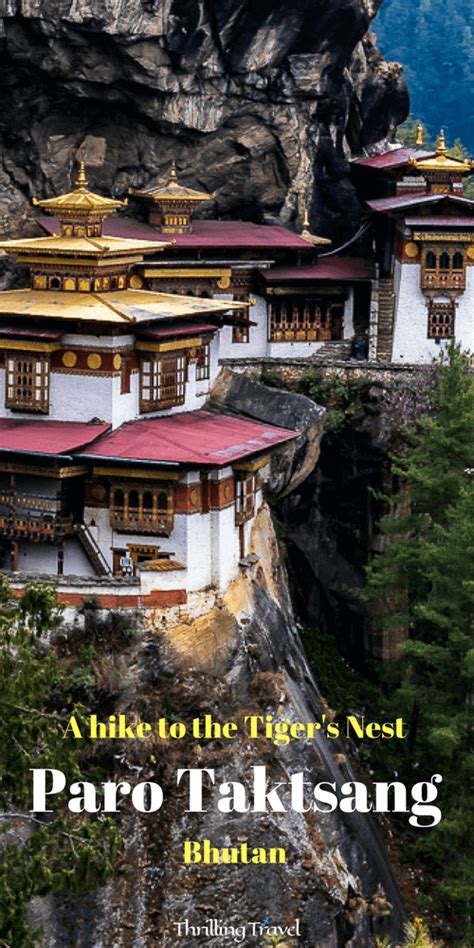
[75, 161, 89, 191]
[415, 123, 424, 147]
[168, 160, 178, 187]
[437, 128, 447, 156]
[302, 206, 311, 230]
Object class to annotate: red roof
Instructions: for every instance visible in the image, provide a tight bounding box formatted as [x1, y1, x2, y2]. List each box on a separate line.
[0, 419, 111, 456]
[405, 216, 474, 227]
[138, 322, 218, 340]
[367, 193, 474, 214]
[263, 256, 375, 282]
[352, 147, 435, 171]
[39, 216, 312, 251]
[78, 410, 297, 467]
[0, 327, 62, 340]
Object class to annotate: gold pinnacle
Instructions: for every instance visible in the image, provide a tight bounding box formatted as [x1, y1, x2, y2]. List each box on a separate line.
[168, 160, 178, 186]
[415, 123, 424, 146]
[437, 129, 447, 155]
[303, 206, 310, 230]
[75, 161, 89, 190]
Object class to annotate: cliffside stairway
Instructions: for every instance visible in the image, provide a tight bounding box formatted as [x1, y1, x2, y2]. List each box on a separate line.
[74, 523, 111, 576]
[312, 340, 352, 361]
[376, 277, 396, 362]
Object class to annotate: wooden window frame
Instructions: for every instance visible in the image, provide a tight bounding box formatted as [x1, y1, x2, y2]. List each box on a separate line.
[195, 343, 210, 381]
[268, 298, 343, 343]
[421, 247, 466, 291]
[234, 472, 256, 526]
[139, 352, 186, 412]
[5, 353, 50, 413]
[110, 482, 174, 536]
[427, 301, 456, 339]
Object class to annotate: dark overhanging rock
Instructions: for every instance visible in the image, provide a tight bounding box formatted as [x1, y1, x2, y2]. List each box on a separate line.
[208, 367, 325, 496]
[0, 0, 408, 241]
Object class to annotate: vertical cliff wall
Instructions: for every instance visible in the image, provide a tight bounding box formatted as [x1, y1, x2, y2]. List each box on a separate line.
[0, 0, 408, 240]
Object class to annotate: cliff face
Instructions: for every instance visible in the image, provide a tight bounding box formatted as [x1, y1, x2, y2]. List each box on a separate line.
[34, 506, 405, 947]
[0, 0, 408, 239]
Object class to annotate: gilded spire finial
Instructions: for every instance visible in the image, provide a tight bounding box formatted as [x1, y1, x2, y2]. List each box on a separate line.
[302, 206, 310, 230]
[416, 123, 424, 147]
[437, 129, 447, 155]
[168, 160, 178, 186]
[75, 161, 89, 191]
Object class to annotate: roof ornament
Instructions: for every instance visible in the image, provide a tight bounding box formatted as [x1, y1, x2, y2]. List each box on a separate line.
[167, 160, 179, 187]
[300, 202, 331, 248]
[415, 123, 424, 147]
[75, 160, 89, 191]
[436, 128, 448, 156]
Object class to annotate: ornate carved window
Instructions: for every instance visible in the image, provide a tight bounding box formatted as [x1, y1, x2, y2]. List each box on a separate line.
[140, 352, 186, 411]
[5, 354, 50, 413]
[234, 472, 256, 525]
[195, 344, 210, 381]
[421, 247, 466, 291]
[110, 483, 174, 535]
[268, 298, 343, 342]
[428, 301, 456, 339]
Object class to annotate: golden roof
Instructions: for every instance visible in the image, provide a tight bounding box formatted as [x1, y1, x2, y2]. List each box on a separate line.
[130, 161, 216, 204]
[409, 130, 474, 175]
[0, 288, 249, 325]
[32, 163, 127, 218]
[300, 208, 331, 247]
[0, 234, 170, 260]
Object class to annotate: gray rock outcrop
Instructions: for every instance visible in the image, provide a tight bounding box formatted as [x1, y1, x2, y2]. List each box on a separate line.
[0, 0, 408, 240]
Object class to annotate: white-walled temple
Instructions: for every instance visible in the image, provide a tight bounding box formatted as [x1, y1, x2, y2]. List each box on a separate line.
[0, 166, 296, 608]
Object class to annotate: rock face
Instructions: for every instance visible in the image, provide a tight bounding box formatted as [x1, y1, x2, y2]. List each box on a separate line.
[0, 0, 408, 240]
[34, 506, 405, 946]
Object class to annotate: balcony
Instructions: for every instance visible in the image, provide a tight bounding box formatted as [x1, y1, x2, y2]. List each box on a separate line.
[110, 505, 173, 537]
[0, 491, 73, 542]
[421, 269, 465, 292]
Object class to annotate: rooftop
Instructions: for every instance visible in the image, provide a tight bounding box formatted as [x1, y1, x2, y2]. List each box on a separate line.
[0, 419, 110, 456]
[32, 162, 126, 221]
[78, 410, 297, 467]
[40, 216, 315, 252]
[367, 193, 474, 214]
[0, 234, 170, 259]
[130, 161, 215, 204]
[352, 146, 436, 171]
[262, 256, 375, 282]
[0, 288, 248, 325]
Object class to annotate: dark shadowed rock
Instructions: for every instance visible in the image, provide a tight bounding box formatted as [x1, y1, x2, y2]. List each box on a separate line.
[0, 0, 408, 241]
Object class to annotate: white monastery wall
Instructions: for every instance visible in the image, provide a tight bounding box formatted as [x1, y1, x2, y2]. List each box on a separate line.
[392, 262, 474, 364]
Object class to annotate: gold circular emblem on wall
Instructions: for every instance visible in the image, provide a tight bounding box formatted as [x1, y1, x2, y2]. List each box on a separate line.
[113, 353, 122, 370]
[405, 242, 419, 258]
[189, 488, 199, 506]
[223, 483, 232, 500]
[87, 353, 102, 370]
[62, 351, 77, 368]
[129, 274, 144, 289]
[467, 246, 474, 260]
[91, 483, 107, 501]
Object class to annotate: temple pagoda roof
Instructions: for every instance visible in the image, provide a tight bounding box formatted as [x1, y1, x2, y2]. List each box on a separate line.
[0, 234, 171, 259]
[0, 418, 111, 456]
[352, 146, 436, 172]
[130, 161, 215, 204]
[408, 130, 474, 176]
[0, 288, 249, 325]
[367, 192, 474, 214]
[32, 162, 126, 219]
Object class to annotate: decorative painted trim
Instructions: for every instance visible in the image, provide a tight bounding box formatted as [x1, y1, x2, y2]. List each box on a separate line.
[0, 340, 60, 353]
[92, 466, 181, 481]
[0, 462, 87, 479]
[136, 338, 202, 353]
[234, 456, 270, 473]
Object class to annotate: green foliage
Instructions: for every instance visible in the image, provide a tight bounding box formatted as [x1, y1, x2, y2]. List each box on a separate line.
[375, 2, 474, 151]
[362, 344, 474, 939]
[0, 580, 119, 946]
[296, 370, 369, 430]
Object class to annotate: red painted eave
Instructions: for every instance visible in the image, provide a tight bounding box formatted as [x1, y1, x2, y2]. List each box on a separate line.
[138, 322, 218, 340]
[352, 147, 436, 170]
[78, 410, 298, 467]
[263, 257, 375, 282]
[367, 193, 474, 214]
[0, 419, 111, 456]
[404, 216, 474, 227]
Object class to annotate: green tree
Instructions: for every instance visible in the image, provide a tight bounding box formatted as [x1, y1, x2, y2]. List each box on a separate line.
[0, 579, 119, 946]
[364, 344, 474, 938]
